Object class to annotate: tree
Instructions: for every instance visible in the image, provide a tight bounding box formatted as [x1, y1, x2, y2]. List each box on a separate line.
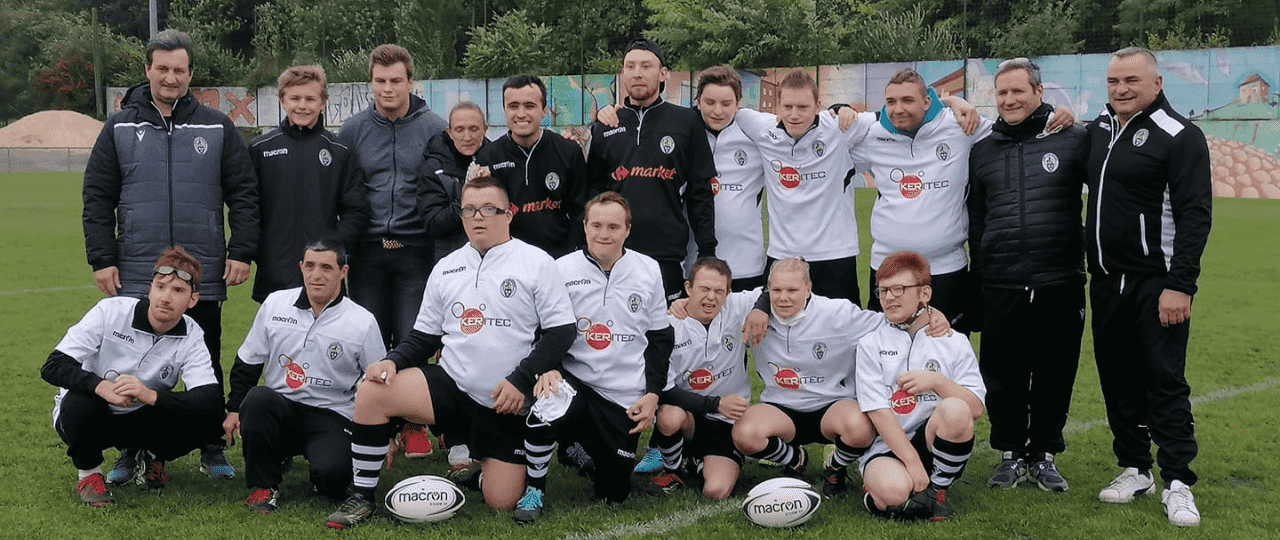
[643, 0, 837, 69]
[988, 1, 1083, 58]
[462, 9, 557, 78]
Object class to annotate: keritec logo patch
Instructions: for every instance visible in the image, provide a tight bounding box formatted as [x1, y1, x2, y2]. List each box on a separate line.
[451, 302, 511, 335]
[770, 362, 801, 390]
[577, 317, 635, 350]
[890, 388, 917, 414]
[891, 168, 923, 199]
[687, 367, 714, 390]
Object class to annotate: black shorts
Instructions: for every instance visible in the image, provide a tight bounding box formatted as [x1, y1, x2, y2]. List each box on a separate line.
[860, 427, 933, 477]
[689, 415, 744, 465]
[730, 275, 765, 293]
[556, 375, 641, 464]
[423, 364, 526, 464]
[766, 402, 835, 447]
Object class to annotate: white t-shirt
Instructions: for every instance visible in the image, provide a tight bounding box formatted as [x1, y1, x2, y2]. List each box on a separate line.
[666, 289, 760, 422]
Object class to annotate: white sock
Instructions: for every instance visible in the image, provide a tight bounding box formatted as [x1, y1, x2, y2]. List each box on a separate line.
[79, 467, 103, 480]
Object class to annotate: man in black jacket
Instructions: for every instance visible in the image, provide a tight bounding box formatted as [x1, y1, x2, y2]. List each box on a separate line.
[968, 58, 1087, 494]
[586, 41, 717, 301]
[1086, 47, 1211, 528]
[421, 101, 490, 270]
[249, 65, 369, 302]
[83, 29, 255, 483]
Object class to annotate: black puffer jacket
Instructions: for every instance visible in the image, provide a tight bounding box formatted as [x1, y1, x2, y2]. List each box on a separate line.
[419, 132, 485, 267]
[968, 103, 1087, 289]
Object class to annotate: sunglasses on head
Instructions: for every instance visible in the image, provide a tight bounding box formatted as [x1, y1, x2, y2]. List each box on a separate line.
[154, 265, 195, 285]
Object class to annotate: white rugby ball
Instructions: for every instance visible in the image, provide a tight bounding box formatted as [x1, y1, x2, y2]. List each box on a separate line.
[742, 480, 821, 528]
[384, 475, 465, 523]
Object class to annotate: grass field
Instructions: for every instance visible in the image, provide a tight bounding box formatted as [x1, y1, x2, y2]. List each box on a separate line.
[2, 171, 1278, 540]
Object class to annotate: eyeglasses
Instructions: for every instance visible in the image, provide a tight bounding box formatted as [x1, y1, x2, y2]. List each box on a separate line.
[154, 265, 195, 284]
[873, 283, 924, 299]
[460, 205, 508, 218]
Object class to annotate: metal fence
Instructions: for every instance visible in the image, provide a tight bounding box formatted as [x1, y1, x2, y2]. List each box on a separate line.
[0, 148, 92, 173]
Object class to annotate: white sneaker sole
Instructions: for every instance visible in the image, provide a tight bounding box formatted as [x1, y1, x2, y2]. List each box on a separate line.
[1099, 483, 1154, 503]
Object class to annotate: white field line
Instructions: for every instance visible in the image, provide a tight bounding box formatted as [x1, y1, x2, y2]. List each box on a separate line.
[0, 285, 94, 295]
[564, 376, 1280, 540]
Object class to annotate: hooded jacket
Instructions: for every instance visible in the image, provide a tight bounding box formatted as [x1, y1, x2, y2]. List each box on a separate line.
[83, 83, 259, 301]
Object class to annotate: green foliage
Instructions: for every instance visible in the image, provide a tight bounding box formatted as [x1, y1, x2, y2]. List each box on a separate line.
[462, 9, 557, 78]
[1143, 24, 1231, 50]
[837, 5, 962, 64]
[643, 0, 836, 70]
[167, 0, 252, 86]
[989, 1, 1084, 58]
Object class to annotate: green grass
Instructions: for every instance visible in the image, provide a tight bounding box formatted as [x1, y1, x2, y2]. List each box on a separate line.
[2, 172, 1277, 539]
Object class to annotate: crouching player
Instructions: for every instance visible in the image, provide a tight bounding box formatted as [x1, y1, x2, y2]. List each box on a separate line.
[324, 179, 577, 528]
[222, 240, 386, 513]
[646, 257, 753, 498]
[41, 246, 224, 506]
[733, 257, 952, 496]
[856, 250, 986, 521]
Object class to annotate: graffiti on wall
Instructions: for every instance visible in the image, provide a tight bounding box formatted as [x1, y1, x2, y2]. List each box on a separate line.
[108, 45, 1280, 198]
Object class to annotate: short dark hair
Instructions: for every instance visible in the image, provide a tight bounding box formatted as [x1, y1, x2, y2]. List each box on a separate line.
[585, 191, 631, 227]
[278, 65, 328, 100]
[877, 250, 931, 286]
[887, 68, 928, 97]
[689, 257, 732, 285]
[304, 238, 348, 266]
[779, 69, 818, 103]
[153, 245, 202, 289]
[462, 177, 510, 207]
[146, 29, 195, 70]
[696, 66, 742, 102]
[369, 44, 413, 80]
[503, 75, 547, 108]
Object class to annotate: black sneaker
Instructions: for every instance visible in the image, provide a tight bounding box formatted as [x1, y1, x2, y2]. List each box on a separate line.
[821, 465, 849, 497]
[105, 448, 139, 485]
[988, 451, 1027, 489]
[559, 442, 595, 478]
[200, 446, 235, 479]
[1028, 454, 1069, 492]
[907, 486, 951, 521]
[326, 491, 375, 529]
[135, 451, 168, 491]
[781, 447, 808, 479]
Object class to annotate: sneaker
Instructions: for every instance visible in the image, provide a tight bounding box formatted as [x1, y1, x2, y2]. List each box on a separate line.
[448, 444, 477, 469]
[561, 442, 595, 477]
[445, 461, 482, 490]
[782, 447, 808, 479]
[988, 452, 1028, 489]
[1098, 467, 1155, 503]
[1161, 480, 1200, 527]
[245, 487, 280, 514]
[1028, 454, 1069, 492]
[76, 473, 114, 507]
[647, 472, 686, 494]
[399, 423, 434, 458]
[633, 447, 663, 474]
[907, 485, 951, 521]
[135, 452, 168, 490]
[105, 448, 140, 485]
[325, 491, 375, 529]
[513, 486, 544, 525]
[821, 465, 849, 497]
[200, 447, 235, 479]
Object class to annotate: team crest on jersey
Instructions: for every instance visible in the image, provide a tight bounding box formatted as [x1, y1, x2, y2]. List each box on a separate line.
[925, 359, 941, 373]
[722, 335, 735, 351]
[160, 366, 172, 380]
[545, 172, 560, 190]
[735, 149, 747, 166]
[812, 342, 826, 360]
[935, 143, 951, 161]
[578, 317, 613, 350]
[890, 168, 923, 199]
[501, 278, 517, 298]
[319, 148, 332, 167]
[453, 302, 486, 334]
[660, 135, 675, 154]
[769, 362, 801, 390]
[687, 366, 714, 391]
[328, 342, 343, 360]
[812, 140, 826, 157]
[1042, 152, 1059, 173]
[194, 136, 209, 155]
[1133, 128, 1149, 147]
[135, 129, 145, 141]
[628, 293, 642, 313]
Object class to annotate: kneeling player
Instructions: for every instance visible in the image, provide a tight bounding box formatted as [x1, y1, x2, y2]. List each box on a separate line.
[324, 179, 576, 528]
[223, 240, 385, 513]
[732, 257, 951, 496]
[647, 257, 753, 498]
[856, 250, 986, 521]
[42, 246, 223, 506]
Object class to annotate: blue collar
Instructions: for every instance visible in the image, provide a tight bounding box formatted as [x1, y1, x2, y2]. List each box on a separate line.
[878, 87, 944, 137]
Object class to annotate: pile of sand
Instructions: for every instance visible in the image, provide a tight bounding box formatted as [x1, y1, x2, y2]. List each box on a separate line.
[0, 110, 103, 148]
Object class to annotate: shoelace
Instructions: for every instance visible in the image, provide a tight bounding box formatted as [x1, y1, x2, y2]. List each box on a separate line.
[337, 494, 367, 512]
[517, 489, 542, 509]
[1166, 489, 1195, 512]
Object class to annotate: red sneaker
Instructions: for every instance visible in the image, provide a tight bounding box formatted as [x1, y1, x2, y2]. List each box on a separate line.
[399, 423, 434, 458]
[76, 473, 114, 507]
[245, 487, 280, 514]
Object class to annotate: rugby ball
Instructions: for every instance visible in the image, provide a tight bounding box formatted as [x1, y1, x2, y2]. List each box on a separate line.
[384, 475, 465, 523]
[742, 479, 821, 528]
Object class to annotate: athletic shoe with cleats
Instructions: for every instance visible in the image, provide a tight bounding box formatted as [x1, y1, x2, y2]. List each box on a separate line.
[135, 452, 168, 490]
[821, 465, 849, 497]
[907, 485, 951, 521]
[1161, 480, 1200, 527]
[781, 447, 808, 479]
[245, 487, 280, 514]
[1028, 454, 1069, 492]
[76, 473, 114, 507]
[560, 442, 595, 477]
[445, 461, 482, 490]
[200, 446, 235, 478]
[399, 423, 434, 458]
[105, 448, 139, 485]
[633, 447, 663, 474]
[326, 491, 375, 529]
[513, 486, 544, 525]
[646, 472, 686, 494]
[1098, 467, 1155, 503]
[988, 452, 1028, 489]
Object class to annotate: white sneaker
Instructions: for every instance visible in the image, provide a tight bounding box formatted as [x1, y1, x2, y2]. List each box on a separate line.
[448, 444, 476, 468]
[1161, 480, 1201, 527]
[1098, 467, 1155, 503]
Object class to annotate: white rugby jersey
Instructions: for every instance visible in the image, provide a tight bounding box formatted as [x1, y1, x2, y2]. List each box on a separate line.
[849, 109, 994, 273]
[666, 289, 760, 422]
[557, 248, 671, 409]
[698, 119, 767, 279]
[855, 323, 986, 439]
[52, 296, 217, 416]
[754, 294, 884, 412]
[736, 109, 861, 261]
[236, 288, 386, 420]
[415, 239, 576, 407]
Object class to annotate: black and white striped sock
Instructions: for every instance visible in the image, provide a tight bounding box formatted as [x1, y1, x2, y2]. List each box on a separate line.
[749, 436, 796, 466]
[652, 431, 684, 472]
[350, 422, 394, 498]
[930, 435, 975, 489]
[831, 438, 868, 469]
[524, 425, 555, 491]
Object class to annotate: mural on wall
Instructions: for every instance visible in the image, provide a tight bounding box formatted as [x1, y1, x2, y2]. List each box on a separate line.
[108, 45, 1280, 199]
